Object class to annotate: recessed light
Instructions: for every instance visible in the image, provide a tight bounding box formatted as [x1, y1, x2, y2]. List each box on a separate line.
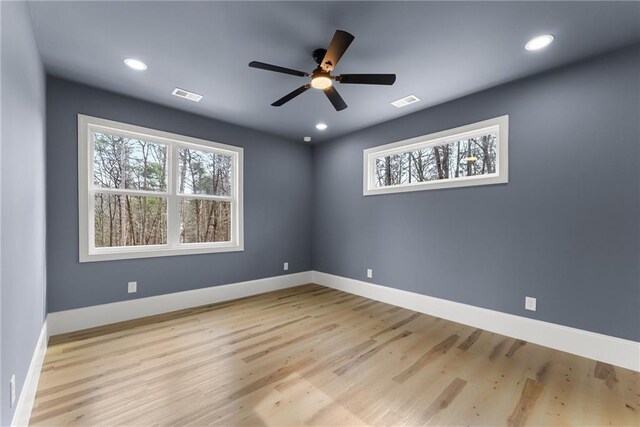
[124, 58, 147, 70]
[303, 136, 312, 142]
[525, 34, 554, 51]
[315, 123, 328, 131]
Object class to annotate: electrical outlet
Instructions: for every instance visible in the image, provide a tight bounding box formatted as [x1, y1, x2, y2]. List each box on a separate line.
[283, 262, 289, 271]
[128, 281, 137, 293]
[525, 296, 537, 311]
[367, 269, 373, 279]
[10, 374, 16, 407]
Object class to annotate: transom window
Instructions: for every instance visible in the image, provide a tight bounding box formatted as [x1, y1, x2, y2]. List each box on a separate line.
[78, 115, 243, 262]
[363, 115, 508, 195]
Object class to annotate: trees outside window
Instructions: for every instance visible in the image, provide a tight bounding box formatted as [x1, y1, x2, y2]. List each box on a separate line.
[79, 115, 243, 262]
[363, 116, 508, 195]
[177, 147, 232, 244]
[374, 134, 497, 187]
[93, 133, 169, 247]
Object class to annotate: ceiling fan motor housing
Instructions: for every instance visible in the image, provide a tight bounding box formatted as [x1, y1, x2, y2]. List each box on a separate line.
[311, 68, 331, 80]
[312, 48, 327, 65]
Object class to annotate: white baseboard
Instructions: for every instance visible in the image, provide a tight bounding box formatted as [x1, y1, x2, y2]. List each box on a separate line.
[312, 271, 640, 372]
[46, 270, 639, 371]
[48, 271, 312, 336]
[11, 320, 48, 427]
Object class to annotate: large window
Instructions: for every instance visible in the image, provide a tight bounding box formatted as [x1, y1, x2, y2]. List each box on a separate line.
[78, 115, 243, 262]
[363, 115, 508, 195]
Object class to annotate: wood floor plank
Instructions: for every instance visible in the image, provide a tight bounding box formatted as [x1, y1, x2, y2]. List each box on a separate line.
[458, 328, 482, 351]
[506, 377, 545, 427]
[370, 312, 422, 338]
[422, 377, 468, 422]
[333, 330, 413, 376]
[392, 334, 459, 384]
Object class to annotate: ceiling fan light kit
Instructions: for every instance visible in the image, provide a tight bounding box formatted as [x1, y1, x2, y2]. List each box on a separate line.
[249, 30, 396, 111]
[310, 69, 332, 89]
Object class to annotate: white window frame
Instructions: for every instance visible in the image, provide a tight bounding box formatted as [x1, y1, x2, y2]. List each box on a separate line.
[363, 115, 509, 196]
[78, 114, 244, 262]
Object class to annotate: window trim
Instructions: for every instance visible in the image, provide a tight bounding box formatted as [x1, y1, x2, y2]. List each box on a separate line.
[362, 115, 509, 196]
[78, 114, 244, 262]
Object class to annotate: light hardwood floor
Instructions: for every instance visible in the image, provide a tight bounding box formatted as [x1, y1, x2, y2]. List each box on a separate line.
[31, 284, 639, 426]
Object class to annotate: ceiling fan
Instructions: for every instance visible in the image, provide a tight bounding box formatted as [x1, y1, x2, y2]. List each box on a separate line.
[249, 30, 396, 111]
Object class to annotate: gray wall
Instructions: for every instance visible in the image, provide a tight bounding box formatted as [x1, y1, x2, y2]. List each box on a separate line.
[313, 45, 640, 342]
[46, 77, 313, 313]
[0, 2, 47, 425]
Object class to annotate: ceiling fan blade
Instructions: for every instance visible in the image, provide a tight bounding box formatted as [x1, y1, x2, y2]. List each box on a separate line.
[323, 86, 348, 111]
[271, 84, 311, 106]
[337, 74, 397, 85]
[321, 30, 355, 71]
[249, 61, 309, 77]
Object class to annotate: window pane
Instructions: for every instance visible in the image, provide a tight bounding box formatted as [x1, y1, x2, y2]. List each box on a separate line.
[179, 199, 231, 243]
[94, 193, 167, 247]
[374, 133, 497, 187]
[93, 132, 168, 192]
[178, 147, 232, 197]
[375, 153, 411, 187]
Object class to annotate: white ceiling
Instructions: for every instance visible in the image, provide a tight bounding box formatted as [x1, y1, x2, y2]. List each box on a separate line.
[28, 1, 640, 142]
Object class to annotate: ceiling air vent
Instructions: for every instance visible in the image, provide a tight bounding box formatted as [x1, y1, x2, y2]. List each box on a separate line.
[391, 94, 420, 108]
[172, 88, 203, 102]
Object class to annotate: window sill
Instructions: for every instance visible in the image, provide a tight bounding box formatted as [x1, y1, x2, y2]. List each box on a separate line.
[80, 243, 244, 263]
[363, 173, 507, 196]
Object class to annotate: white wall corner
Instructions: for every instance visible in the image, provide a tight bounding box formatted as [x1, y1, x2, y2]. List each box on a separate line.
[311, 271, 640, 372]
[11, 320, 48, 427]
[48, 271, 313, 336]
